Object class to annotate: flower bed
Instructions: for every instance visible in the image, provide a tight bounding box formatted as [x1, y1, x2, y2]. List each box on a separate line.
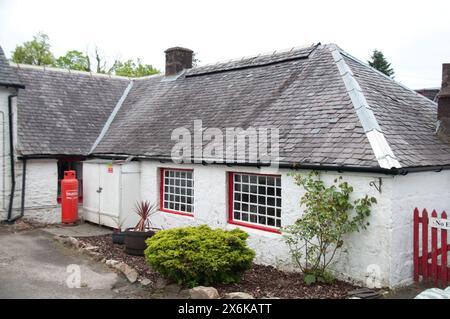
[77, 234, 357, 299]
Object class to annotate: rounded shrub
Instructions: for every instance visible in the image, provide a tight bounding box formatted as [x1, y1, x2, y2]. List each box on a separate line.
[144, 225, 255, 287]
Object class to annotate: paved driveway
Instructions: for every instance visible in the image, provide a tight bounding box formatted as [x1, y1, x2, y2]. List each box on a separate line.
[0, 226, 150, 299]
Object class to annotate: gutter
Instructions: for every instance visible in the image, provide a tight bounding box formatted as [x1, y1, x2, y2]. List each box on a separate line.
[0, 83, 25, 90]
[18, 154, 87, 160]
[19, 151, 450, 175]
[6, 94, 17, 221]
[89, 153, 402, 175]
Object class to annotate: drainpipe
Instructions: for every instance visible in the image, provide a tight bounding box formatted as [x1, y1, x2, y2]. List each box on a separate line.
[0, 110, 6, 210]
[6, 94, 17, 222]
[7, 158, 26, 223]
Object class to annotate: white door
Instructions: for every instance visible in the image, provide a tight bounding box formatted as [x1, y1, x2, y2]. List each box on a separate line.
[120, 162, 142, 229]
[83, 162, 120, 228]
[82, 163, 101, 222]
[98, 163, 120, 228]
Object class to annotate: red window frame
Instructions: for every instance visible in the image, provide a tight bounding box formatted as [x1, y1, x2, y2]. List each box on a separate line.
[228, 172, 281, 234]
[159, 168, 194, 217]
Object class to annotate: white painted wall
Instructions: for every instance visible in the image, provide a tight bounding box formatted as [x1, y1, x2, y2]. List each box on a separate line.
[21, 159, 60, 224]
[0, 86, 11, 220]
[2, 157, 61, 224]
[140, 161, 395, 287]
[389, 170, 450, 287]
[0, 86, 60, 222]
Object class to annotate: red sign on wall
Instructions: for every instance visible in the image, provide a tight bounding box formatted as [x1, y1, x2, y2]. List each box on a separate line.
[107, 164, 113, 173]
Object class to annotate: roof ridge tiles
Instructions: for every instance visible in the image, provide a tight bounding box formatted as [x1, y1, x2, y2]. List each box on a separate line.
[12, 63, 133, 81]
[335, 46, 437, 106]
[329, 44, 402, 169]
[193, 43, 317, 68]
[186, 43, 320, 77]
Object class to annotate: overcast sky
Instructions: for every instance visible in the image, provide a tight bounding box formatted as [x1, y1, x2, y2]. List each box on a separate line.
[0, 0, 449, 89]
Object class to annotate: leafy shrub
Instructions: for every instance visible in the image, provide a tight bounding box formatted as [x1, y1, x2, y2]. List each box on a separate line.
[284, 171, 377, 285]
[144, 225, 255, 287]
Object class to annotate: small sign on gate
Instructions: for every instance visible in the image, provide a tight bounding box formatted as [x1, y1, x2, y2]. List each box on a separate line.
[430, 217, 450, 230]
[107, 164, 113, 173]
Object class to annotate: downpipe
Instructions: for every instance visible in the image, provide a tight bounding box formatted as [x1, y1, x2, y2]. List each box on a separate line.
[7, 157, 26, 223]
[5, 93, 19, 222]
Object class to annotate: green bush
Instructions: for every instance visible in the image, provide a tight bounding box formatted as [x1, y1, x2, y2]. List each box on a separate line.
[144, 225, 255, 287]
[284, 171, 377, 285]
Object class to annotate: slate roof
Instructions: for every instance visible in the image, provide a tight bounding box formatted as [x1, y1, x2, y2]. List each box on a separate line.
[343, 55, 450, 168]
[92, 44, 450, 170]
[0, 46, 23, 88]
[4, 43, 450, 171]
[13, 65, 130, 155]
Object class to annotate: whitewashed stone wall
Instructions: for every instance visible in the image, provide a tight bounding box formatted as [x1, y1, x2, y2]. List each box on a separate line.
[140, 161, 394, 287]
[389, 170, 450, 287]
[1, 158, 60, 224]
[20, 159, 61, 224]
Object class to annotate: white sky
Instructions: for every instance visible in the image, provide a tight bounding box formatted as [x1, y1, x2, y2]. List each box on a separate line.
[0, 0, 449, 89]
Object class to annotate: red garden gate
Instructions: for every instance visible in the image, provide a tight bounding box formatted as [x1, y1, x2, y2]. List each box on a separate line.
[413, 208, 450, 287]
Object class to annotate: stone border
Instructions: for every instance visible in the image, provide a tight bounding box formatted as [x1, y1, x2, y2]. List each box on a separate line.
[52, 235, 262, 299]
[53, 235, 142, 284]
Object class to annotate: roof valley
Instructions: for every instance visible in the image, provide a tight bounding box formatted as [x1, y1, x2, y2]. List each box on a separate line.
[328, 44, 401, 169]
[89, 79, 134, 154]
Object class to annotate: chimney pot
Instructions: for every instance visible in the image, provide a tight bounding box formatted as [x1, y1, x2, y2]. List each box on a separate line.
[165, 47, 193, 76]
[437, 64, 450, 142]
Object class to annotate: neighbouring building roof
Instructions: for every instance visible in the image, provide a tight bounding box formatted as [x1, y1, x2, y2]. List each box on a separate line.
[13, 65, 130, 155]
[3, 43, 450, 171]
[0, 46, 23, 88]
[415, 88, 440, 102]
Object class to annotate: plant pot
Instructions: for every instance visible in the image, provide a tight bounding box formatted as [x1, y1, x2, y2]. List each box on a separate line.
[124, 228, 156, 256]
[112, 232, 125, 245]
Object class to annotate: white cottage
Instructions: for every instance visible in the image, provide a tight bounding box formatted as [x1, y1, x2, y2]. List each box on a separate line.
[0, 43, 449, 288]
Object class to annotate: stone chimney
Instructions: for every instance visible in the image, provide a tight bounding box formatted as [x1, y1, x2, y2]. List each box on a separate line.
[437, 64, 450, 142]
[165, 47, 193, 76]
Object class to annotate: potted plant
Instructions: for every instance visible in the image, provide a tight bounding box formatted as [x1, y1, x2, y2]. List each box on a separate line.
[124, 200, 159, 256]
[111, 215, 130, 245]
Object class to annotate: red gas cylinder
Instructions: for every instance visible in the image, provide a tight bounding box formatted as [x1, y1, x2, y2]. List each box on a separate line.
[61, 170, 79, 224]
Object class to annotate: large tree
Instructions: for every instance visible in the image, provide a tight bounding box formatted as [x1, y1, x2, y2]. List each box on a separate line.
[192, 52, 200, 67]
[90, 47, 116, 74]
[54, 50, 90, 71]
[113, 58, 159, 77]
[11, 32, 55, 65]
[10, 33, 160, 77]
[368, 49, 394, 77]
